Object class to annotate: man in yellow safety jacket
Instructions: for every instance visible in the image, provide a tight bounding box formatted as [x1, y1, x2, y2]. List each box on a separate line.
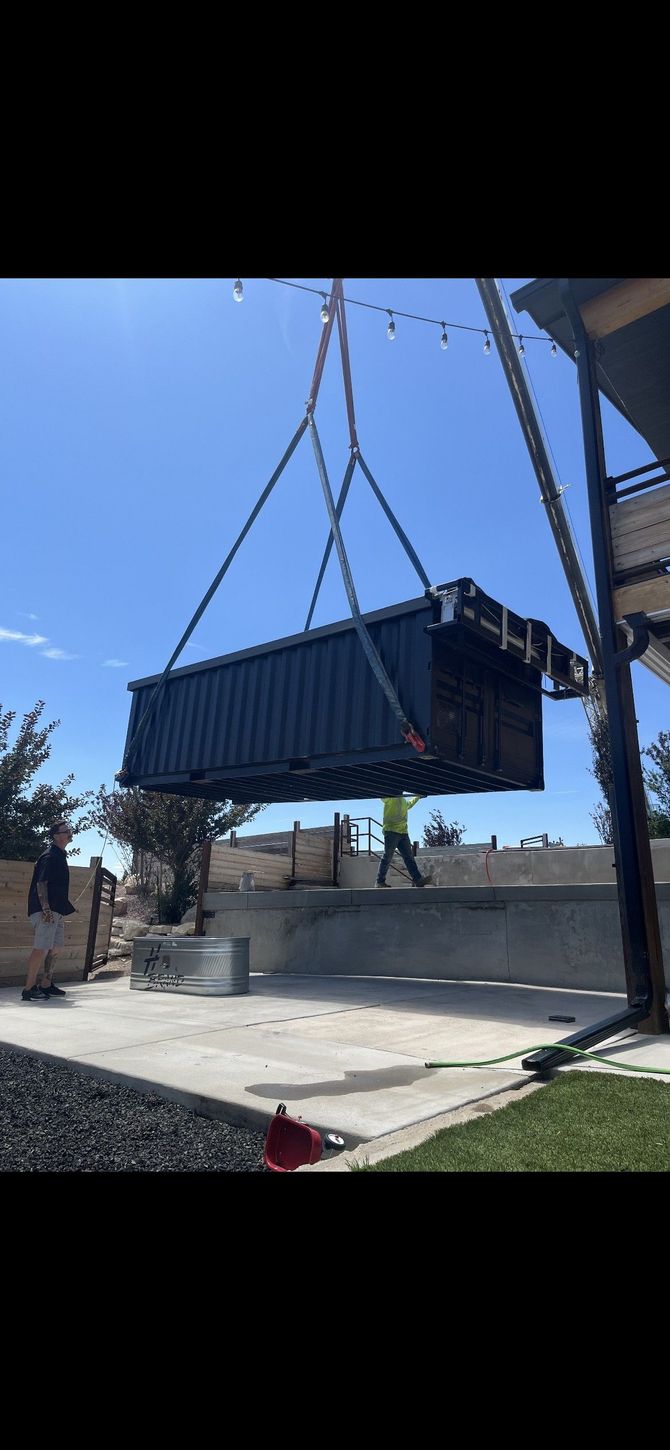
[375, 796, 433, 888]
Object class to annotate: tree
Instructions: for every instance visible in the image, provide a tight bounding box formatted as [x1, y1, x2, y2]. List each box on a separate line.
[0, 701, 94, 859]
[584, 692, 670, 843]
[583, 688, 613, 844]
[422, 809, 466, 848]
[92, 787, 266, 922]
[643, 730, 670, 838]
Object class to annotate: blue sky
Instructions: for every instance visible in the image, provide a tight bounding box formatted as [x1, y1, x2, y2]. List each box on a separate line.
[1, 276, 666, 872]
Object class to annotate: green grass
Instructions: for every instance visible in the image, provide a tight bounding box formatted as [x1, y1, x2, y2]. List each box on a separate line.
[357, 1072, 670, 1171]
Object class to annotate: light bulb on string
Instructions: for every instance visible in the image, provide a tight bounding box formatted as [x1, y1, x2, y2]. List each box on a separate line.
[386, 311, 396, 340]
[440, 324, 448, 350]
[518, 335, 525, 356]
[551, 341, 557, 358]
[233, 278, 244, 303]
[320, 294, 329, 324]
[483, 331, 491, 355]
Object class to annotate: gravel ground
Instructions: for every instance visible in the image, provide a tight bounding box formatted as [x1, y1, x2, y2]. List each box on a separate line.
[0, 1045, 268, 1173]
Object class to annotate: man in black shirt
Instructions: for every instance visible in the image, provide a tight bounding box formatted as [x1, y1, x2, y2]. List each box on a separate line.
[22, 821, 75, 1002]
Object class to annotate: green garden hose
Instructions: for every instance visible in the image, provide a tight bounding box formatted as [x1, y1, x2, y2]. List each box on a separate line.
[426, 1043, 670, 1074]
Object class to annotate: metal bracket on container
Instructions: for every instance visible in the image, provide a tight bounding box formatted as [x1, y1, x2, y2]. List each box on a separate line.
[426, 585, 461, 622]
[499, 606, 508, 652]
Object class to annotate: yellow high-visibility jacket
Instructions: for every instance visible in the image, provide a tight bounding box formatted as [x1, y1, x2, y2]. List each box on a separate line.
[381, 796, 423, 834]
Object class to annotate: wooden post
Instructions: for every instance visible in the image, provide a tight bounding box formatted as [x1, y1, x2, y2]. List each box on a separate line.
[291, 821, 299, 880]
[490, 835, 497, 850]
[332, 811, 340, 886]
[194, 838, 212, 937]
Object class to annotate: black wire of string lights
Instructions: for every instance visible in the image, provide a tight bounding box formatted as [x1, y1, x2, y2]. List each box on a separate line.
[230, 277, 559, 358]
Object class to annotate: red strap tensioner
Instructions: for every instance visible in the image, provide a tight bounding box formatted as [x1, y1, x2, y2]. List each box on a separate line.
[402, 725, 426, 753]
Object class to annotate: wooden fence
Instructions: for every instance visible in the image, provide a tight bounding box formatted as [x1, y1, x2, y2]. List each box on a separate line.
[194, 816, 340, 929]
[208, 842, 293, 892]
[0, 857, 116, 986]
[291, 823, 335, 885]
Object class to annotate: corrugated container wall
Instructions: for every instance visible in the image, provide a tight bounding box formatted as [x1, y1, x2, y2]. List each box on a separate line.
[122, 590, 555, 803]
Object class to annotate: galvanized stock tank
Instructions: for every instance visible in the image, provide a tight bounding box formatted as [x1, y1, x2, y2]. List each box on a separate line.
[122, 579, 587, 804]
[130, 936, 250, 996]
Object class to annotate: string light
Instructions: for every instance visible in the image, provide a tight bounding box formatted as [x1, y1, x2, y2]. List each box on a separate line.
[256, 278, 560, 356]
[233, 278, 244, 303]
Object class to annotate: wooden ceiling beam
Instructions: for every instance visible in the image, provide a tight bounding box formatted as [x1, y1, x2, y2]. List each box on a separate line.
[580, 278, 670, 339]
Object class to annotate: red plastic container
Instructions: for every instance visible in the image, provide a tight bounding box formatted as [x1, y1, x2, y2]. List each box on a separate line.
[264, 1104, 323, 1172]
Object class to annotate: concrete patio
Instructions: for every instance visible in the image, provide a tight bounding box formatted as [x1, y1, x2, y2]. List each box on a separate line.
[2, 971, 669, 1166]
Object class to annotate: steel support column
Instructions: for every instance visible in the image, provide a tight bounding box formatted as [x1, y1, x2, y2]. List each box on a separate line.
[559, 279, 668, 1035]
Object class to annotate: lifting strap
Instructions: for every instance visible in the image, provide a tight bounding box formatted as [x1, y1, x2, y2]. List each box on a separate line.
[308, 413, 425, 751]
[304, 281, 430, 630]
[119, 415, 308, 776]
[119, 279, 428, 778]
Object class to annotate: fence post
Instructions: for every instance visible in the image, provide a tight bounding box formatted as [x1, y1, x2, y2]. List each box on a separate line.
[332, 811, 340, 886]
[490, 834, 497, 850]
[195, 838, 212, 937]
[83, 863, 103, 982]
[291, 821, 299, 879]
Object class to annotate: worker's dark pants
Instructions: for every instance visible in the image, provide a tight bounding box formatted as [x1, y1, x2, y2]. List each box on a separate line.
[376, 832, 422, 885]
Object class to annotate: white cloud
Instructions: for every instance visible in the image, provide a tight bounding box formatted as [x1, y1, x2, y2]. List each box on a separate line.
[102, 658, 129, 668]
[0, 626, 48, 647]
[2, 625, 78, 660]
[18, 611, 39, 621]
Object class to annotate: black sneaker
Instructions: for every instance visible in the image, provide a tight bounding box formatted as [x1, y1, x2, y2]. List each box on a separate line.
[21, 987, 48, 1002]
[43, 983, 66, 996]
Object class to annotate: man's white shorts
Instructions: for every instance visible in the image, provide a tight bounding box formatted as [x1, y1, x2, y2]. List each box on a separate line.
[29, 911, 65, 950]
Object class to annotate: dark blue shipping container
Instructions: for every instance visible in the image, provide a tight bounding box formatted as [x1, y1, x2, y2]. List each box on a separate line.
[122, 581, 587, 804]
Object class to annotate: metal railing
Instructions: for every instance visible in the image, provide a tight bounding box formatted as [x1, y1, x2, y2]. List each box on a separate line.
[340, 815, 417, 881]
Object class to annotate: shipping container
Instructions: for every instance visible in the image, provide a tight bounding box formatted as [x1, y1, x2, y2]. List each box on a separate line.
[121, 579, 588, 804]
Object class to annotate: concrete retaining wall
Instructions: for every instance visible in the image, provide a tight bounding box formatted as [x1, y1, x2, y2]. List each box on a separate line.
[203, 883, 670, 995]
[337, 839, 670, 890]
